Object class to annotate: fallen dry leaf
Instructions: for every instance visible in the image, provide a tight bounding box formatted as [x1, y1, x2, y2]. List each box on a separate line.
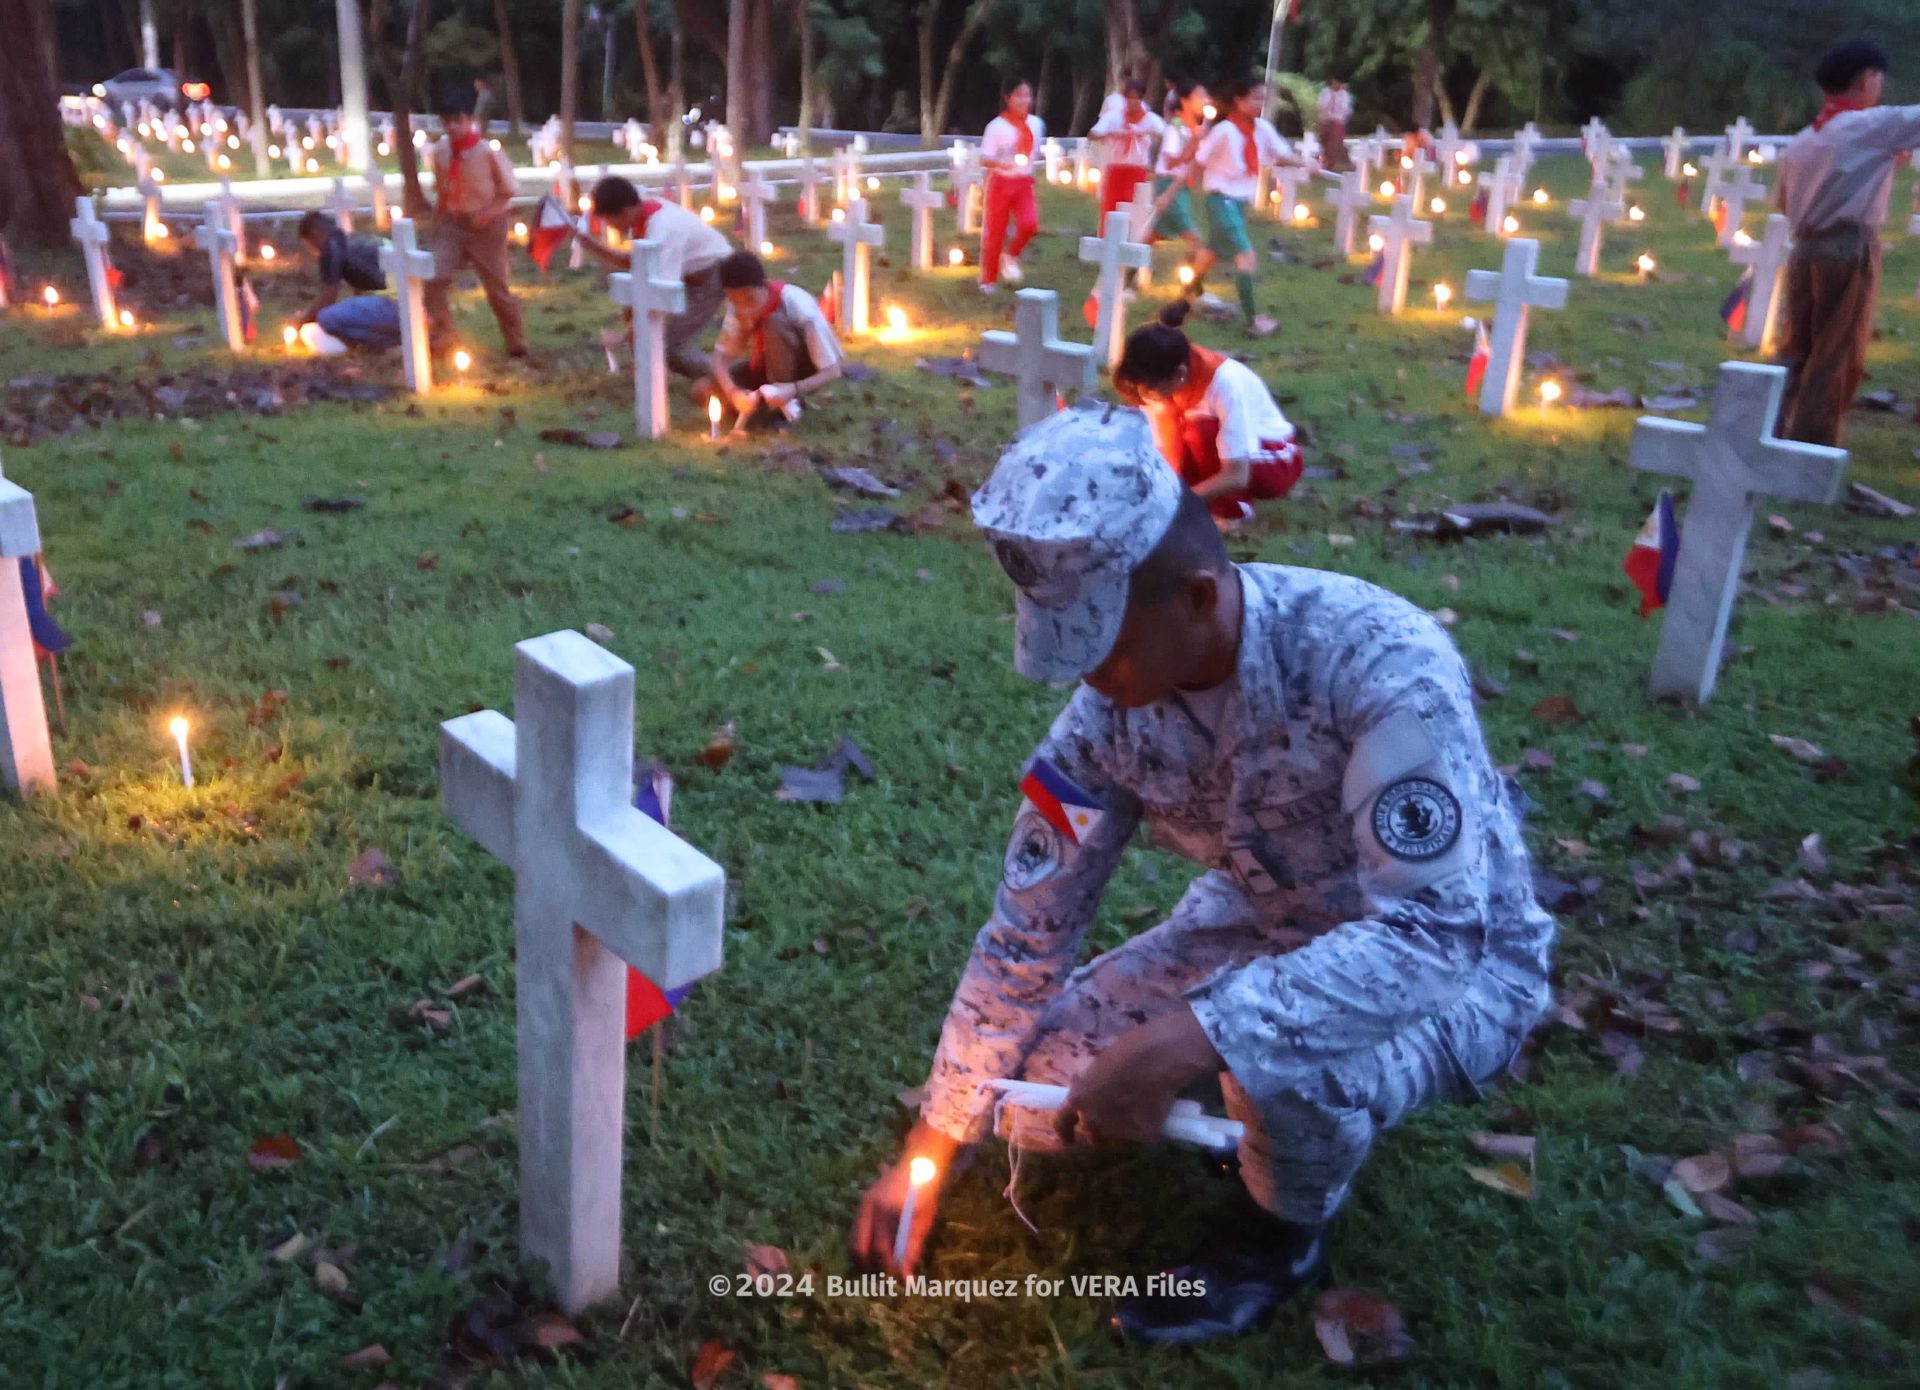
[339, 1344, 390, 1369]
[694, 723, 740, 770]
[529, 1313, 583, 1350]
[585, 622, 615, 642]
[761, 1377, 801, 1390]
[1312, 1287, 1415, 1365]
[1698, 1192, 1757, 1225]
[1768, 734, 1826, 764]
[314, 1260, 350, 1296]
[268, 1231, 308, 1263]
[1803, 1275, 1864, 1321]
[691, 1339, 736, 1390]
[1468, 1132, 1537, 1163]
[447, 973, 489, 1001]
[247, 1132, 302, 1172]
[1466, 1161, 1535, 1199]
[745, 1244, 789, 1279]
[1670, 1152, 1732, 1193]
[1530, 694, 1585, 729]
[1666, 772, 1702, 794]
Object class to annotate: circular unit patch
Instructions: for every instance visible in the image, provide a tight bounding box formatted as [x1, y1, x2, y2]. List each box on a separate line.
[1003, 811, 1065, 892]
[1370, 778, 1462, 862]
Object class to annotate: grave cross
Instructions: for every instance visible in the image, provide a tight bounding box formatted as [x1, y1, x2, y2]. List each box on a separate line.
[826, 197, 884, 336]
[1628, 363, 1847, 704]
[953, 151, 984, 235]
[379, 217, 437, 394]
[1274, 165, 1312, 225]
[1697, 149, 1734, 214]
[441, 630, 725, 1313]
[674, 152, 693, 210]
[1463, 237, 1569, 417]
[1716, 167, 1768, 247]
[1728, 212, 1793, 353]
[1663, 127, 1691, 181]
[193, 201, 244, 351]
[737, 169, 775, 252]
[797, 157, 821, 225]
[1349, 136, 1379, 188]
[1434, 122, 1463, 178]
[68, 198, 118, 329]
[1568, 178, 1624, 277]
[218, 176, 248, 263]
[1604, 154, 1644, 214]
[1079, 210, 1151, 369]
[830, 148, 851, 208]
[607, 239, 686, 440]
[0, 466, 55, 796]
[1365, 194, 1433, 315]
[364, 165, 390, 231]
[138, 174, 165, 243]
[1513, 122, 1543, 174]
[1478, 156, 1519, 236]
[1042, 138, 1065, 184]
[1405, 154, 1437, 212]
[1331, 171, 1372, 257]
[977, 288, 1096, 428]
[1580, 117, 1612, 171]
[328, 177, 355, 234]
[901, 171, 945, 271]
[1724, 116, 1756, 164]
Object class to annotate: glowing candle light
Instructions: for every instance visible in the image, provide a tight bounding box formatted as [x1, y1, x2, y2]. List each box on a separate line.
[880, 304, 909, 341]
[1532, 187, 1549, 205]
[1733, 228, 1752, 247]
[170, 717, 194, 787]
[1454, 149, 1471, 165]
[376, 141, 390, 156]
[1399, 154, 1413, 170]
[1683, 161, 1698, 177]
[893, 1156, 937, 1269]
[301, 136, 314, 150]
[700, 205, 716, 223]
[217, 154, 232, 170]
[948, 246, 965, 267]
[43, 285, 60, 308]
[513, 221, 529, 240]
[226, 134, 239, 149]
[259, 243, 276, 261]
[1636, 252, 1656, 276]
[1433, 281, 1453, 308]
[1367, 232, 1384, 252]
[1292, 201, 1311, 223]
[1378, 179, 1395, 197]
[490, 138, 502, 151]
[578, 194, 592, 212]
[1502, 213, 1520, 234]
[1177, 264, 1195, 286]
[1747, 148, 1762, 164]
[269, 144, 282, 158]
[151, 169, 164, 182]
[1087, 168, 1100, 185]
[306, 159, 319, 173]
[1538, 379, 1561, 417]
[1202, 104, 1217, 120]
[1457, 169, 1472, 186]
[453, 348, 472, 373]
[283, 325, 298, 347]
[182, 138, 195, 152]
[1014, 153, 1028, 168]
[866, 175, 880, 191]
[760, 239, 774, 255]
[1430, 196, 1447, 214]
[708, 394, 722, 440]
[830, 207, 845, 222]
[1627, 204, 1645, 222]
[118, 308, 135, 328]
[152, 223, 169, 241]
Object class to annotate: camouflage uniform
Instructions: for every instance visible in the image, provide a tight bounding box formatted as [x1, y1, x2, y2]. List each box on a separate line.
[921, 407, 1556, 1227]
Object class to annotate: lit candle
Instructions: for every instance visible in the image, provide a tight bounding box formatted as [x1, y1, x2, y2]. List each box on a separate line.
[453, 349, 472, 374]
[1532, 187, 1548, 205]
[182, 138, 195, 152]
[513, 221, 529, 240]
[1636, 252, 1656, 277]
[948, 246, 965, 267]
[1457, 169, 1472, 186]
[42, 286, 59, 308]
[259, 243, 276, 261]
[1539, 379, 1562, 417]
[226, 134, 239, 149]
[1202, 104, 1217, 121]
[269, 144, 282, 159]
[1454, 149, 1470, 166]
[700, 205, 716, 223]
[1399, 155, 1413, 170]
[118, 308, 135, 329]
[1292, 201, 1311, 223]
[578, 195, 592, 212]
[1378, 179, 1395, 197]
[1177, 264, 1195, 286]
[376, 141, 390, 156]
[490, 138, 502, 151]
[866, 175, 879, 191]
[283, 325, 298, 348]
[709, 394, 722, 440]
[170, 717, 194, 787]
[1433, 281, 1453, 308]
[1430, 196, 1447, 214]
[760, 239, 774, 256]
[1627, 204, 1645, 222]
[1683, 161, 1698, 177]
[1367, 232, 1384, 252]
[830, 207, 845, 223]
[1014, 154, 1028, 168]
[1502, 213, 1520, 234]
[893, 1156, 937, 1269]
[1732, 228, 1752, 247]
[151, 169, 165, 183]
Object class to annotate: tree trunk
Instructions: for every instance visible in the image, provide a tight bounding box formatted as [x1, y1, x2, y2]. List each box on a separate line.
[139, 0, 159, 67]
[211, 8, 247, 117]
[1102, 0, 1136, 89]
[636, 0, 667, 128]
[1034, 42, 1054, 128]
[725, 0, 748, 144]
[338, 0, 372, 170]
[1411, 0, 1454, 130]
[560, 0, 581, 159]
[747, 0, 773, 143]
[921, 0, 996, 145]
[1069, 65, 1095, 136]
[173, 5, 187, 79]
[369, 0, 433, 216]
[667, 14, 685, 161]
[1435, 84, 1456, 129]
[0, 0, 81, 248]
[240, 0, 267, 173]
[795, 0, 813, 156]
[1459, 71, 1490, 133]
[494, 0, 526, 134]
[601, 14, 616, 121]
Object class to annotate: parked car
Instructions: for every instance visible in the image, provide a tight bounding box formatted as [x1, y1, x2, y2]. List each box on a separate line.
[95, 69, 186, 110]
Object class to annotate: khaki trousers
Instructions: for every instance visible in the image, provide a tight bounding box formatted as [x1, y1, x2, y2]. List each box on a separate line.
[1778, 220, 1880, 447]
[423, 212, 527, 355]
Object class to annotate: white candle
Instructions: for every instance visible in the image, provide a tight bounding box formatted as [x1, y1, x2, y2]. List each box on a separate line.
[708, 395, 722, 440]
[893, 1156, 936, 1268]
[170, 717, 193, 787]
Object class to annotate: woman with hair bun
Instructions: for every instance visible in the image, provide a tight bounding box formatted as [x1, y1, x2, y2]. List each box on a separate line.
[1116, 300, 1303, 529]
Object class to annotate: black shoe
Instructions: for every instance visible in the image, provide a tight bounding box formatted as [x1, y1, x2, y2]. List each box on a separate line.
[1109, 1193, 1330, 1347]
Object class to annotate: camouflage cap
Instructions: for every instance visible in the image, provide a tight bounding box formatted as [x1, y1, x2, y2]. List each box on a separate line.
[971, 402, 1183, 682]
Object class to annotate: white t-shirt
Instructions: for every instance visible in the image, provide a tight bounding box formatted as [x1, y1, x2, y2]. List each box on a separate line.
[1156, 118, 1204, 177]
[634, 198, 731, 279]
[1779, 104, 1920, 234]
[1317, 87, 1354, 123]
[1195, 116, 1290, 200]
[714, 282, 844, 371]
[1091, 105, 1166, 169]
[981, 113, 1045, 177]
[1145, 356, 1295, 465]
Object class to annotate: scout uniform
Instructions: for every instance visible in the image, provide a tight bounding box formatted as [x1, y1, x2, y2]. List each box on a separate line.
[423, 130, 527, 355]
[1316, 84, 1353, 172]
[713, 279, 843, 394]
[1193, 113, 1290, 261]
[1090, 102, 1166, 218]
[1138, 344, 1302, 524]
[623, 197, 732, 379]
[1776, 101, 1920, 445]
[979, 109, 1045, 287]
[1151, 113, 1206, 241]
[920, 405, 1556, 1231]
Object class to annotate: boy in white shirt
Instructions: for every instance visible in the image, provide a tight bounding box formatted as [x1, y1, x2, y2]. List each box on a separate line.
[978, 79, 1045, 293]
[576, 175, 733, 382]
[1090, 79, 1166, 219]
[1149, 81, 1213, 272]
[707, 250, 845, 431]
[1315, 79, 1353, 172]
[1189, 77, 1303, 338]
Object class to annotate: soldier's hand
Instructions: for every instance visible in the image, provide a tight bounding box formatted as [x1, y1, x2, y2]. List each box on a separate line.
[850, 1120, 960, 1276]
[1059, 1007, 1225, 1148]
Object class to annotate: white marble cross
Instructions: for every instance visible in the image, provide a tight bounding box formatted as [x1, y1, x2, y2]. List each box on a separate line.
[1405, 154, 1437, 213]
[1349, 136, 1379, 187]
[977, 288, 1096, 428]
[1275, 165, 1312, 224]
[380, 217, 437, 394]
[365, 165, 390, 231]
[1366, 194, 1433, 314]
[440, 629, 726, 1313]
[193, 201, 245, 351]
[139, 174, 165, 242]
[830, 148, 850, 207]
[1463, 237, 1569, 417]
[68, 197, 118, 330]
[953, 150, 983, 234]
[1479, 156, 1519, 236]
[328, 177, 355, 233]
[1072, 138, 1093, 190]
[674, 152, 693, 210]
[1697, 149, 1734, 214]
[0, 465, 55, 796]
[826, 197, 883, 336]
[1729, 212, 1793, 353]
[1628, 362, 1847, 704]
[1724, 116, 1756, 164]
[797, 157, 821, 225]
[1568, 178, 1624, 277]
[1041, 138, 1064, 184]
[1079, 210, 1151, 369]
[1513, 122, 1542, 174]
[1716, 167, 1768, 247]
[1663, 127, 1690, 180]
[1604, 153, 1644, 214]
[737, 169, 775, 252]
[1331, 171, 1372, 257]
[1434, 122, 1463, 177]
[1581, 117, 1612, 171]
[608, 239, 686, 440]
[217, 176, 248, 262]
[901, 171, 944, 271]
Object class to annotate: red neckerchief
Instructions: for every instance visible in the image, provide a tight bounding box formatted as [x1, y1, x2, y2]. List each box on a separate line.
[749, 281, 789, 375]
[1228, 112, 1259, 175]
[633, 198, 663, 236]
[1813, 95, 1871, 131]
[1172, 345, 1228, 484]
[1008, 112, 1034, 159]
[442, 130, 483, 204]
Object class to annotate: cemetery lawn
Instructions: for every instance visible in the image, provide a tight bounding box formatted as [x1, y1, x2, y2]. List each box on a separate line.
[4, 159, 1919, 1390]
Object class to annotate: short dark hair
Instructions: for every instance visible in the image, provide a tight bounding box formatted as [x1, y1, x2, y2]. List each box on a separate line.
[1123, 78, 1147, 99]
[1220, 73, 1266, 105]
[717, 249, 767, 289]
[296, 209, 332, 243]
[1128, 487, 1230, 607]
[1115, 301, 1193, 394]
[1815, 39, 1889, 94]
[591, 175, 641, 217]
[434, 84, 476, 118]
[1001, 77, 1032, 104]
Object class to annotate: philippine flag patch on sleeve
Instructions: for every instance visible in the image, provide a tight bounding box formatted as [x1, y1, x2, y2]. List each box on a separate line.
[1019, 756, 1105, 845]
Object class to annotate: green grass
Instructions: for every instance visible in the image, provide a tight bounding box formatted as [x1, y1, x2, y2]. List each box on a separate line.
[2, 157, 1918, 1389]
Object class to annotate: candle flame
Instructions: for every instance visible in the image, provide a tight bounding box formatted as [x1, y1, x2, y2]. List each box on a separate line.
[43, 286, 59, 307]
[376, 142, 390, 156]
[1292, 201, 1311, 222]
[760, 240, 774, 255]
[118, 309, 135, 328]
[283, 325, 298, 346]
[1733, 229, 1752, 246]
[490, 138, 502, 151]
[453, 349, 472, 372]
[1433, 282, 1453, 307]
[830, 207, 845, 222]
[908, 1156, 936, 1186]
[513, 222, 529, 239]
[1177, 264, 1195, 286]
[948, 246, 965, 266]
[1532, 188, 1549, 205]
[152, 169, 165, 182]
[1367, 232, 1384, 252]
[1430, 197, 1447, 214]
[259, 243, 276, 260]
[1683, 161, 1697, 176]
[1501, 214, 1520, 234]
[1399, 155, 1413, 170]
[1539, 380, 1562, 404]
[226, 134, 239, 149]
[169, 717, 189, 740]
[709, 395, 723, 424]
[866, 176, 879, 191]
[1454, 149, 1470, 165]
[1628, 204, 1645, 221]
[700, 205, 716, 223]
[1457, 169, 1472, 186]
[1378, 180, 1394, 197]
[1636, 252, 1656, 274]
[269, 144, 282, 159]
[1202, 104, 1217, 120]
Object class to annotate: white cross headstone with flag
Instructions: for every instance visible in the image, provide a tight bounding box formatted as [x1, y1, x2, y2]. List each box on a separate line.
[977, 288, 1096, 429]
[1366, 194, 1433, 314]
[608, 239, 686, 440]
[826, 197, 883, 336]
[1716, 167, 1768, 247]
[380, 217, 437, 394]
[1697, 149, 1734, 214]
[1463, 238, 1569, 417]
[1724, 116, 1756, 164]
[440, 629, 726, 1313]
[1079, 210, 1150, 369]
[69, 198, 118, 330]
[194, 201, 245, 351]
[1628, 362, 1847, 704]
[1728, 212, 1793, 353]
[0, 465, 55, 797]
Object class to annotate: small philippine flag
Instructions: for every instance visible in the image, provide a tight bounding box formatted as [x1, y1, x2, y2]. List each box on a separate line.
[1019, 756, 1105, 845]
[625, 760, 695, 1039]
[1623, 490, 1680, 618]
[527, 194, 575, 271]
[1362, 247, 1384, 286]
[1468, 190, 1488, 226]
[238, 275, 259, 342]
[1464, 319, 1490, 401]
[1719, 266, 1753, 336]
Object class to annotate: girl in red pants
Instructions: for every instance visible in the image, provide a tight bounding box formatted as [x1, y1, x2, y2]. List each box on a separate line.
[979, 79, 1043, 294]
[1090, 78, 1165, 219]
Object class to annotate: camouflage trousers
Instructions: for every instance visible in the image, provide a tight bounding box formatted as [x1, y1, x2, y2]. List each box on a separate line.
[994, 870, 1547, 1225]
